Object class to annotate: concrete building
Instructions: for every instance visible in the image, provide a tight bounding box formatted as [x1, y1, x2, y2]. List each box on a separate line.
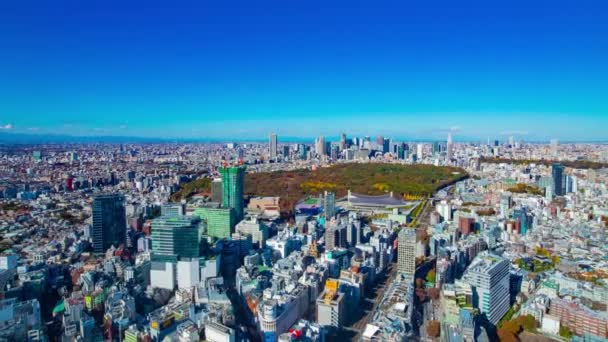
[398, 229, 416, 276]
[462, 253, 510, 325]
[269, 133, 278, 161]
[316, 282, 345, 327]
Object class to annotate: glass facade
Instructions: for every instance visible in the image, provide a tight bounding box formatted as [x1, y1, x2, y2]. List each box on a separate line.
[151, 216, 201, 259]
[219, 165, 246, 221]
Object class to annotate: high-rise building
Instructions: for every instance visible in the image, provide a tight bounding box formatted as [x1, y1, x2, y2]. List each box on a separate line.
[269, 133, 278, 161]
[315, 136, 326, 156]
[195, 206, 235, 240]
[397, 228, 416, 276]
[151, 216, 201, 260]
[282, 145, 290, 160]
[432, 142, 441, 155]
[382, 138, 390, 153]
[463, 253, 510, 325]
[339, 132, 347, 151]
[447, 133, 453, 160]
[219, 165, 246, 221]
[552, 163, 564, 196]
[330, 145, 339, 161]
[324, 191, 336, 219]
[375, 136, 384, 148]
[325, 222, 347, 251]
[211, 178, 223, 203]
[316, 280, 345, 327]
[416, 144, 424, 159]
[92, 194, 127, 253]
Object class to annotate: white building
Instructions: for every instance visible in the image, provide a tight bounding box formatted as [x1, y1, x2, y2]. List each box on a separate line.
[462, 252, 510, 325]
[397, 229, 416, 276]
[150, 261, 175, 290]
[177, 259, 200, 289]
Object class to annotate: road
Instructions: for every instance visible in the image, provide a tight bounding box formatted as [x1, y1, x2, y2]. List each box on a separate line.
[348, 263, 397, 341]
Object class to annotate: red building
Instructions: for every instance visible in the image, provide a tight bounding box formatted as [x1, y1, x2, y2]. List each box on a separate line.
[550, 298, 608, 338]
[459, 217, 475, 235]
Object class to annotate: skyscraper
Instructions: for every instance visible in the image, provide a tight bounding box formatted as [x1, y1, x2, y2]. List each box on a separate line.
[324, 191, 336, 219]
[447, 133, 453, 160]
[92, 194, 126, 253]
[269, 133, 278, 161]
[151, 216, 201, 260]
[211, 178, 223, 203]
[397, 228, 416, 276]
[219, 164, 246, 221]
[463, 253, 510, 325]
[552, 163, 564, 196]
[339, 132, 347, 151]
[315, 136, 326, 156]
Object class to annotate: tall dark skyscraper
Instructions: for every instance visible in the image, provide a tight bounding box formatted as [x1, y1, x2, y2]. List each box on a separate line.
[552, 163, 564, 196]
[219, 164, 246, 221]
[92, 194, 126, 253]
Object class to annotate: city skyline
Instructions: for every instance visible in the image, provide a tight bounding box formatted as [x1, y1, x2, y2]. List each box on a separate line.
[1, 1, 607, 141]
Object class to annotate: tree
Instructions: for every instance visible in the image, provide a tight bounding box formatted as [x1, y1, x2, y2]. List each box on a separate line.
[497, 329, 519, 342]
[559, 326, 573, 339]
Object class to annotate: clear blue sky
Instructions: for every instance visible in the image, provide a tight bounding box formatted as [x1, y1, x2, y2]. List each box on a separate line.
[0, 1, 607, 141]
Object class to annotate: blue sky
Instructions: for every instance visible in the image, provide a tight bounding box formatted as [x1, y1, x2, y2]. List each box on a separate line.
[0, 1, 607, 141]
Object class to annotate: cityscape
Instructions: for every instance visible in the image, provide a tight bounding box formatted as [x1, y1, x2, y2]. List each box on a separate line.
[1, 135, 608, 342]
[1, 1, 608, 342]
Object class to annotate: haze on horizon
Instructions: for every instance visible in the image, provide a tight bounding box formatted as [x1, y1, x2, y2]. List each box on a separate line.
[0, 1, 607, 141]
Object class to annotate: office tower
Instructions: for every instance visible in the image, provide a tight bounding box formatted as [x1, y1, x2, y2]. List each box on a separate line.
[447, 133, 453, 160]
[316, 280, 345, 327]
[545, 185, 554, 202]
[211, 178, 223, 203]
[416, 143, 424, 159]
[383, 138, 390, 153]
[459, 217, 475, 235]
[513, 209, 531, 235]
[339, 132, 347, 151]
[269, 133, 278, 160]
[298, 144, 307, 160]
[32, 150, 42, 161]
[194, 206, 235, 239]
[375, 135, 384, 148]
[324, 191, 336, 219]
[325, 223, 347, 251]
[330, 145, 339, 161]
[92, 194, 127, 253]
[463, 253, 510, 325]
[282, 145, 289, 160]
[500, 193, 512, 217]
[315, 136, 326, 156]
[432, 142, 440, 155]
[397, 228, 416, 276]
[151, 216, 201, 259]
[161, 203, 185, 217]
[397, 145, 406, 160]
[508, 136, 515, 146]
[552, 163, 564, 196]
[219, 165, 246, 221]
